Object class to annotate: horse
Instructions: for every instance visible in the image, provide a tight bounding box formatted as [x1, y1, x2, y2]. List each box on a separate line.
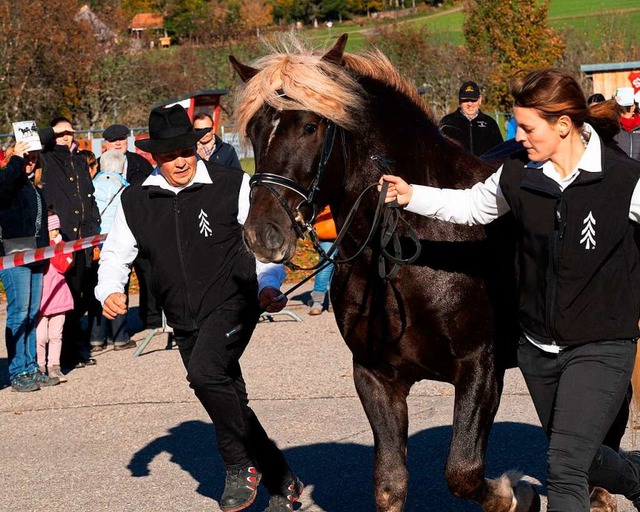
[229, 35, 617, 511]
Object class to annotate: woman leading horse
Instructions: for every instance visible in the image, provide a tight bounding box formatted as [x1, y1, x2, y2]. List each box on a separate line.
[381, 68, 640, 512]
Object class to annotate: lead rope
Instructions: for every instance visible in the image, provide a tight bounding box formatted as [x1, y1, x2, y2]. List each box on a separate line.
[225, 170, 421, 338]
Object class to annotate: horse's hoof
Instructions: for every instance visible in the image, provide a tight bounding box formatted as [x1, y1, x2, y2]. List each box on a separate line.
[483, 472, 540, 512]
[513, 479, 540, 512]
[590, 486, 617, 512]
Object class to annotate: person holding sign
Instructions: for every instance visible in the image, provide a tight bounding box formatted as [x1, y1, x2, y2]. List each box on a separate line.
[0, 141, 60, 391]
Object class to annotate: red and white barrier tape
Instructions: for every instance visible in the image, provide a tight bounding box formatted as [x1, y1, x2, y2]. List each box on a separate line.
[0, 234, 107, 271]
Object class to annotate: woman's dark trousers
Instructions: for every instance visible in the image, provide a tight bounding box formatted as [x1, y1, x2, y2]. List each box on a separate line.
[518, 338, 638, 512]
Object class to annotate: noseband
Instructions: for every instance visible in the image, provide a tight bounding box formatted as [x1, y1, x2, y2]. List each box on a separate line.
[248, 119, 344, 240]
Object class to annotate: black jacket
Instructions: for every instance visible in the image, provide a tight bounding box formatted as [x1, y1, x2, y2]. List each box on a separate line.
[120, 162, 256, 330]
[0, 156, 49, 257]
[40, 144, 100, 243]
[499, 145, 640, 344]
[440, 109, 503, 157]
[125, 151, 154, 186]
[205, 135, 242, 170]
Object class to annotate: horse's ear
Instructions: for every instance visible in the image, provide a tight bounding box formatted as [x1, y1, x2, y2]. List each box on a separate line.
[321, 34, 348, 66]
[229, 55, 259, 83]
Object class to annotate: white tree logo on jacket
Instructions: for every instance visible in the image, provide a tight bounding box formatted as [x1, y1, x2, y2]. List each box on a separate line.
[199, 209, 212, 237]
[580, 211, 596, 250]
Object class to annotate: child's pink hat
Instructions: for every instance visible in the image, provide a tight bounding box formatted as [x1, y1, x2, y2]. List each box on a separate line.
[48, 214, 61, 230]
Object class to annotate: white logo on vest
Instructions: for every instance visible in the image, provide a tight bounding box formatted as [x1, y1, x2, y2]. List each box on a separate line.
[580, 211, 596, 250]
[198, 209, 212, 237]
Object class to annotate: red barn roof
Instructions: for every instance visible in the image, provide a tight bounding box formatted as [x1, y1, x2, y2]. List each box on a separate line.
[130, 13, 164, 31]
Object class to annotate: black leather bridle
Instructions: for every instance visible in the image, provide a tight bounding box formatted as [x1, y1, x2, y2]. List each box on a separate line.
[249, 119, 344, 240]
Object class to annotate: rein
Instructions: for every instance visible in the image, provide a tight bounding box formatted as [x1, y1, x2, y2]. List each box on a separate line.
[249, 120, 421, 281]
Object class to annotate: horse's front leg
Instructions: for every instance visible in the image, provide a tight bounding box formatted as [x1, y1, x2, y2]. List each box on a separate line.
[353, 361, 411, 512]
[447, 346, 540, 512]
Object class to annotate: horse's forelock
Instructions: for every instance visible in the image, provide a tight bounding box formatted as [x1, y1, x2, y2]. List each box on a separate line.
[234, 53, 365, 137]
[233, 41, 435, 138]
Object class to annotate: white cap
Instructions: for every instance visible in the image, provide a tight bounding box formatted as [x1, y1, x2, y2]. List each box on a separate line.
[615, 87, 635, 107]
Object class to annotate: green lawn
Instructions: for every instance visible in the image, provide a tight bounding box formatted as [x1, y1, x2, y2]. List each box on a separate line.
[300, 0, 640, 51]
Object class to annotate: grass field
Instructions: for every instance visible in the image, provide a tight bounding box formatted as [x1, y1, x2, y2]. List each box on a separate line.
[304, 0, 640, 51]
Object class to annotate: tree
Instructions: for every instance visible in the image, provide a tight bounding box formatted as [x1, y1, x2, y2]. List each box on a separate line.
[368, 25, 485, 117]
[240, 0, 274, 35]
[463, 0, 564, 109]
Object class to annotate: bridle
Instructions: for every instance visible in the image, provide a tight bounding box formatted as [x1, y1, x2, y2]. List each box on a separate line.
[248, 117, 420, 280]
[248, 119, 345, 240]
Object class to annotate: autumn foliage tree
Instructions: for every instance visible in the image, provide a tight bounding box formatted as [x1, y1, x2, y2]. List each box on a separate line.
[463, 0, 564, 109]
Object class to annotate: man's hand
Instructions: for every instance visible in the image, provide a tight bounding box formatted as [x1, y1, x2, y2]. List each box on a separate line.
[103, 292, 127, 320]
[259, 286, 288, 313]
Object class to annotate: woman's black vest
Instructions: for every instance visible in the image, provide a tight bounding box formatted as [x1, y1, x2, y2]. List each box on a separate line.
[499, 144, 640, 345]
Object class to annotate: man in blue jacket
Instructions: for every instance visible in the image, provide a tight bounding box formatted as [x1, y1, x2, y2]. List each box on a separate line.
[193, 112, 242, 170]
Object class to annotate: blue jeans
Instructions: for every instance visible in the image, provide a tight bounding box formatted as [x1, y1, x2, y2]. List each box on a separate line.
[0, 266, 43, 381]
[312, 241, 335, 294]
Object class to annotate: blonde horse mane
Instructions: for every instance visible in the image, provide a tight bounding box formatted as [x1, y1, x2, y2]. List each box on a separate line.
[233, 35, 432, 137]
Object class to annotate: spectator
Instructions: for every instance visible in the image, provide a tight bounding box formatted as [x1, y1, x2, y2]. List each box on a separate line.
[587, 93, 606, 105]
[78, 149, 99, 179]
[506, 116, 517, 140]
[193, 113, 242, 169]
[100, 124, 161, 330]
[439, 81, 503, 156]
[100, 124, 153, 186]
[309, 206, 336, 316]
[614, 87, 640, 161]
[0, 141, 60, 391]
[89, 149, 134, 352]
[96, 105, 302, 512]
[380, 68, 640, 511]
[39, 116, 100, 369]
[36, 211, 73, 382]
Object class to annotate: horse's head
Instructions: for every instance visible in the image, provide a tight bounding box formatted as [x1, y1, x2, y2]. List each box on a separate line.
[230, 35, 358, 264]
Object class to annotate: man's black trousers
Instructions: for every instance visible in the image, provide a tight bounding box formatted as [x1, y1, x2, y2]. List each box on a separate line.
[174, 297, 292, 493]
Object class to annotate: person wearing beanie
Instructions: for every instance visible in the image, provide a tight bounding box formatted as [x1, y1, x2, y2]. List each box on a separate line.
[439, 80, 503, 157]
[36, 211, 74, 382]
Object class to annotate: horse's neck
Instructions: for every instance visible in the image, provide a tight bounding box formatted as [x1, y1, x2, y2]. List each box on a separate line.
[354, 80, 491, 190]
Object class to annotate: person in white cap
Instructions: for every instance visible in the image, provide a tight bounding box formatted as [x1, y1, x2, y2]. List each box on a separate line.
[614, 87, 640, 160]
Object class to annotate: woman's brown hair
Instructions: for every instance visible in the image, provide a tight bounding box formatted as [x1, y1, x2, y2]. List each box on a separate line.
[509, 68, 623, 142]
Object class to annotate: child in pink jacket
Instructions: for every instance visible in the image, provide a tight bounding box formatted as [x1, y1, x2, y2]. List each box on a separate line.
[36, 212, 74, 382]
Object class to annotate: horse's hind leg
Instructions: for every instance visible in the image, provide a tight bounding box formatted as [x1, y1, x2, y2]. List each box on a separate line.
[447, 349, 539, 512]
[353, 361, 411, 512]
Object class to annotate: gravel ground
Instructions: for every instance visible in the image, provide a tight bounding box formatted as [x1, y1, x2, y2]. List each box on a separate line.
[0, 284, 637, 511]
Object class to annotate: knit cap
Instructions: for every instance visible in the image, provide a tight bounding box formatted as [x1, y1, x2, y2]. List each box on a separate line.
[48, 214, 61, 230]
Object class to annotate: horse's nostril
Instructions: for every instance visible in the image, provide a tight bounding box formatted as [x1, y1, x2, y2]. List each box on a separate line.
[264, 224, 285, 250]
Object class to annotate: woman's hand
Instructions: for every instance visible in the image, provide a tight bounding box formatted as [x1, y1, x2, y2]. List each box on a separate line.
[378, 175, 413, 206]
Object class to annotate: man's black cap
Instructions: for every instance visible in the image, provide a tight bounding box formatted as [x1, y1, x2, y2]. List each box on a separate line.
[458, 81, 481, 101]
[103, 124, 129, 142]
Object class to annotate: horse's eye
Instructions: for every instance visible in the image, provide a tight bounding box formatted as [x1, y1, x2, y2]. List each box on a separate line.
[303, 123, 317, 135]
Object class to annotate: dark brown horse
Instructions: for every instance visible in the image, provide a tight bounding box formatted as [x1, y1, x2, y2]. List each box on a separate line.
[230, 35, 536, 512]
